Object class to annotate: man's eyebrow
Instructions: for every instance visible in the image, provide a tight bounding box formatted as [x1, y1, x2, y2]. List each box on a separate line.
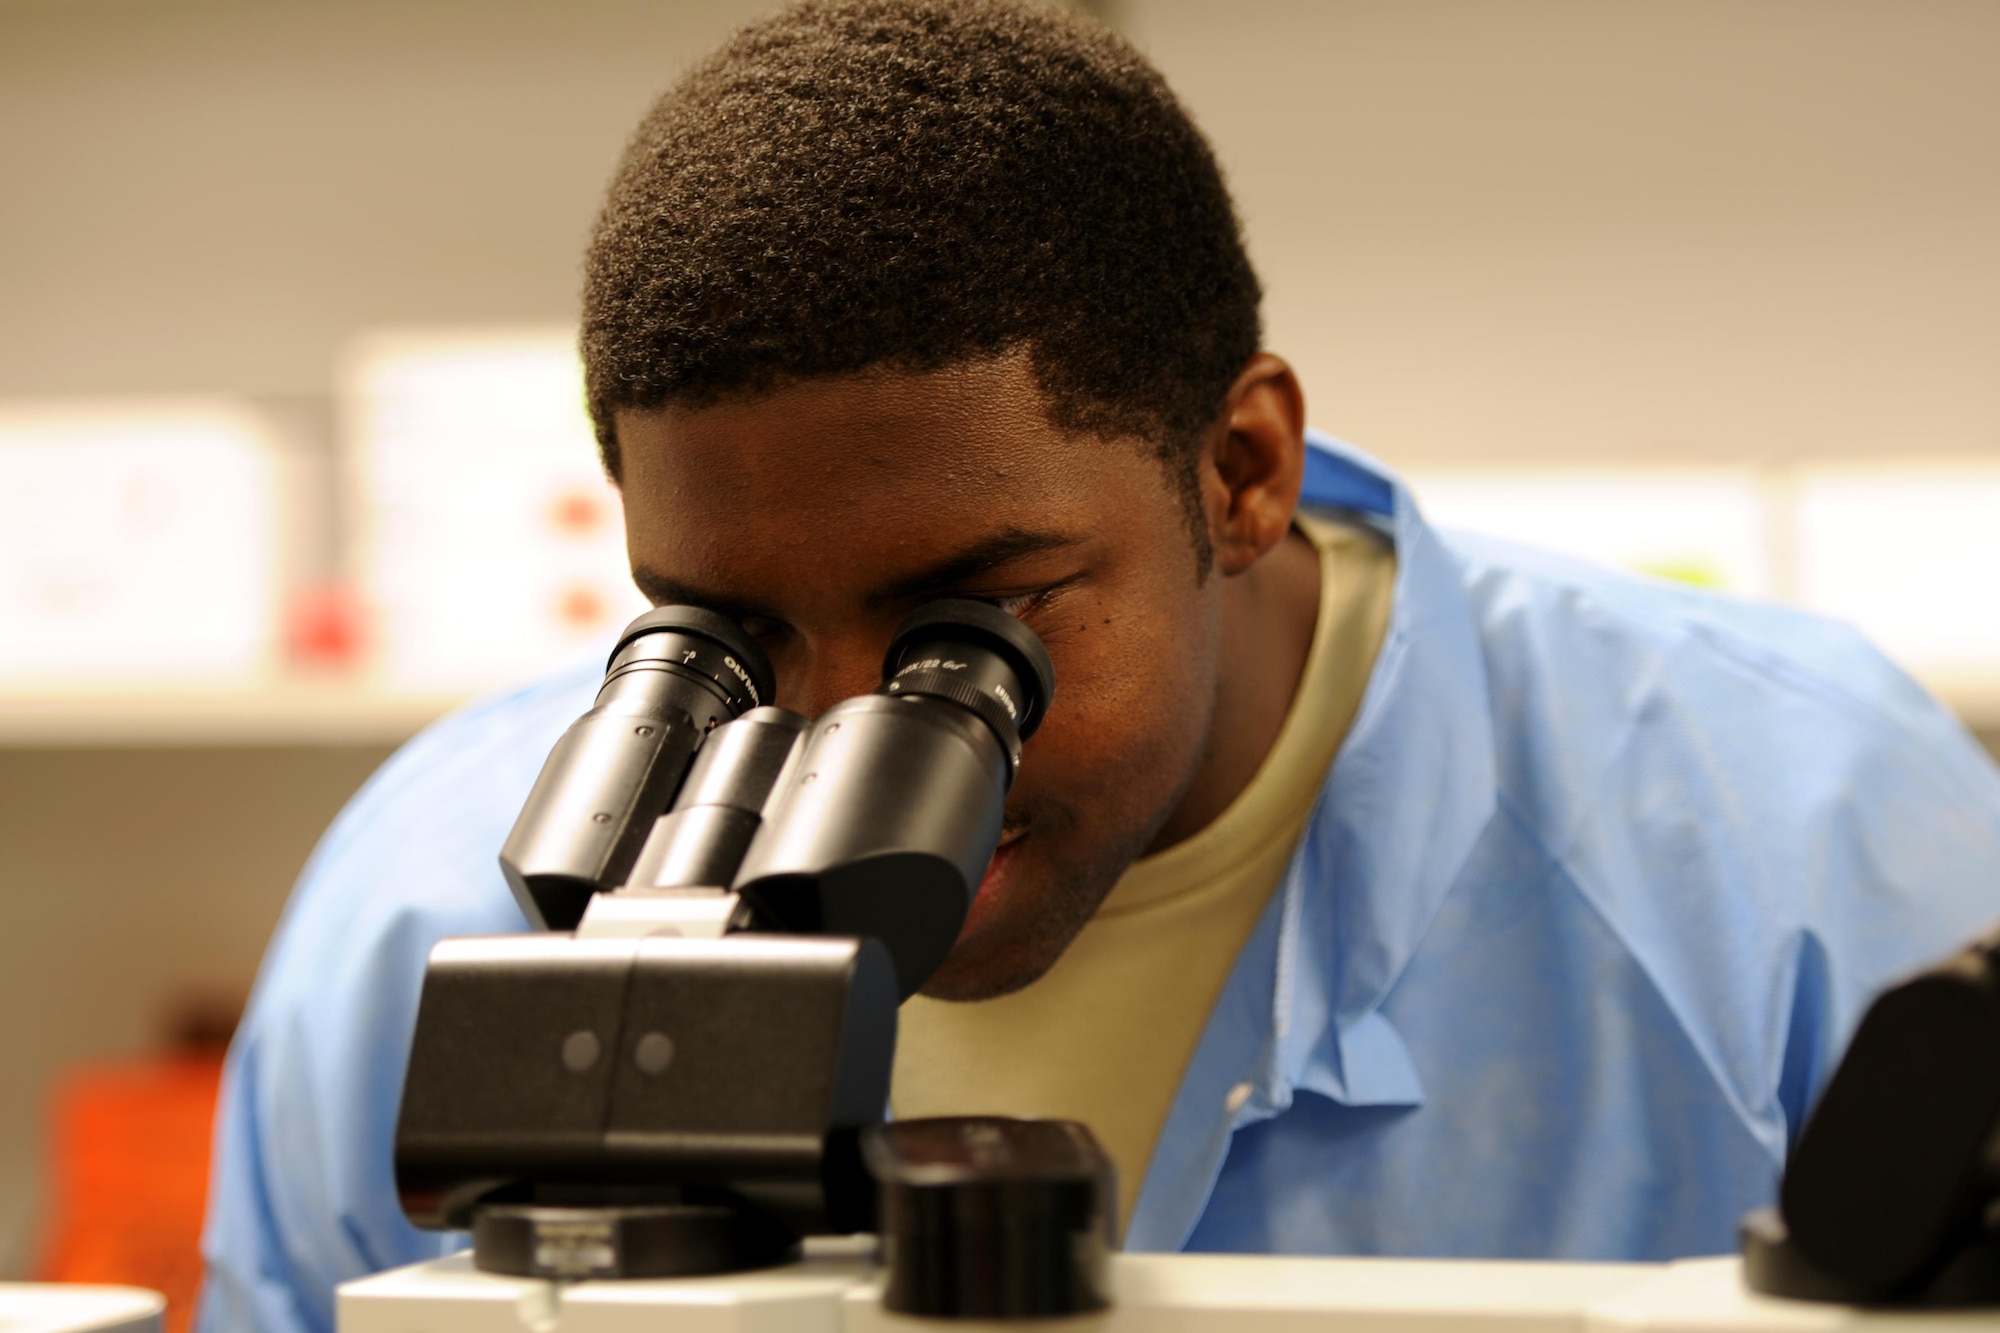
[864, 527, 1082, 610]
[627, 568, 781, 625]
[630, 528, 1082, 622]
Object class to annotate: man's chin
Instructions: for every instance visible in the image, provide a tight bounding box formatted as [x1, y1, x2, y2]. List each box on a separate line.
[916, 939, 1055, 1002]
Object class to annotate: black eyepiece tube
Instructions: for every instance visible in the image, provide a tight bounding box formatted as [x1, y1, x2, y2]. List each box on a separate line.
[629, 706, 809, 891]
[734, 599, 1054, 996]
[499, 606, 775, 930]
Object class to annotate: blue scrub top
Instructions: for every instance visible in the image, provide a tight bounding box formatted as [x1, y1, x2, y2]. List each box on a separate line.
[197, 434, 2000, 1333]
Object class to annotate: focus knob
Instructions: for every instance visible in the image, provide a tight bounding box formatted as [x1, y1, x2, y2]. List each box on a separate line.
[863, 1117, 1116, 1319]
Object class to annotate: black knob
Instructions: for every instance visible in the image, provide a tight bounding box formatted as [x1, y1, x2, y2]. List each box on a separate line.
[863, 1117, 1116, 1319]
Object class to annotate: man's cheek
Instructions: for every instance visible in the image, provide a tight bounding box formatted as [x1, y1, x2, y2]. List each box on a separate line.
[1055, 717, 1177, 819]
[1026, 637, 1194, 798]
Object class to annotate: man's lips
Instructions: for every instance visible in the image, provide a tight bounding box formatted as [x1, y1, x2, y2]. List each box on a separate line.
[978, 828, 1027, 897]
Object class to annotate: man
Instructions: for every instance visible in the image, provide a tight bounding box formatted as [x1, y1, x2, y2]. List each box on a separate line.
[199, 3, 2000, 1330]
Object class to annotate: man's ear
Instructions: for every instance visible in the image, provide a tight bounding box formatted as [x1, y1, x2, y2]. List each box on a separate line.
[1200, 353, 1308, 578]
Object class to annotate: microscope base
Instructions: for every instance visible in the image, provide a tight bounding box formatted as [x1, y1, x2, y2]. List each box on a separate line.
[338, 1243, 1991, 1333]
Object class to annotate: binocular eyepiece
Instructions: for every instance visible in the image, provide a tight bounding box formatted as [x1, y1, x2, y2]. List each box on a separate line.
[500, 596, 1054, 996]
[728, 599, 1053, 995]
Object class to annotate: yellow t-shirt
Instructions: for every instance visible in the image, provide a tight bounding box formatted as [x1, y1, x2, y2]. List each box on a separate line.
[891, 512, 1397, 1229]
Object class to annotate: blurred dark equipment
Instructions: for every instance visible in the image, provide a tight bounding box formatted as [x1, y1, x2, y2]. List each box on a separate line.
[396, 598, 1111, 1307]
[1741, 924, 2000, 1306]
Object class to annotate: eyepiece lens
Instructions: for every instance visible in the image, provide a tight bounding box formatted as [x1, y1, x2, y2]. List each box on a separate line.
[608, 605, 776, 715]
[879, 600, 1056, 767]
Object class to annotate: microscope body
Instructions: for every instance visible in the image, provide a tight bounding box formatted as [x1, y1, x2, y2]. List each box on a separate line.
[395, 931, 896, 1238]
[392, 601, 1113, 1316]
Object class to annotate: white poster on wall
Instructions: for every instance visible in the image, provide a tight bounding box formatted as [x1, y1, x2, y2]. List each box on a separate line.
[0, 401, 280, 686]
[343, 328, 648, 695]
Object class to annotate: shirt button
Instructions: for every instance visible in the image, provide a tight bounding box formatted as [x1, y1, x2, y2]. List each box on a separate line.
[1225, 1081, 1254, 1114]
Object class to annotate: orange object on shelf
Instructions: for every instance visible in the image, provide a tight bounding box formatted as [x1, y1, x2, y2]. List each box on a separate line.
[548, 488, 609, 538]
[284, 580, 366, 670]
[555, 582, 610, 630]
[36, 1052, 226, 1333]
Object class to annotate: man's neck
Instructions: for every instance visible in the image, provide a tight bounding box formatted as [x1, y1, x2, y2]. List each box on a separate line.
[1145, 525, 1324, 855]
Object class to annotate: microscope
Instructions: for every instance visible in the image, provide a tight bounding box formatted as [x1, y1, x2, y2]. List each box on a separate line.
[391, 599, 1115, 1319]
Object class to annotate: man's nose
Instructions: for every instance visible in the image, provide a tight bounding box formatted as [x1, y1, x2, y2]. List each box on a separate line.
[776, 636, 888, 719]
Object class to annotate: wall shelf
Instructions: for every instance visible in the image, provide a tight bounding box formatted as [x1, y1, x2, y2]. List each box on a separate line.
[1, 678, 1993, 750]
[0, 683, 469, 747]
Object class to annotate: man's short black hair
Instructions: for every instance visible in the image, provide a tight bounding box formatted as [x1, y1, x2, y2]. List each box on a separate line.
[582, 0, 1263, 544]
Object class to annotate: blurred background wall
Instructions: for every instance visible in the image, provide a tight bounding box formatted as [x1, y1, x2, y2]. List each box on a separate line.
[1, 0, 1995, 1296]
